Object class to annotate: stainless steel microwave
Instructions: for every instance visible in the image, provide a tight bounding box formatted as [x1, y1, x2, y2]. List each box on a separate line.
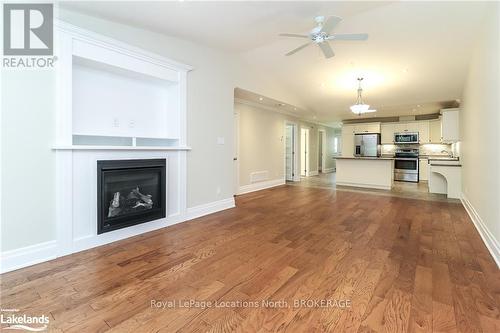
[394, 132, 419, 144]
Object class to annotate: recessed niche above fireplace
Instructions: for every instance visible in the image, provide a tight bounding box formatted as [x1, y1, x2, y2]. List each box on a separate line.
[97, 159, 166, 234]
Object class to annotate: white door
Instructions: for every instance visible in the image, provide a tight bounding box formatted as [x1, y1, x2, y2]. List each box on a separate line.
[233, 112, 239, 194]
[301, 128, 309, 176]
[285, 124, 294, 181]
[318, 132, 323, 173]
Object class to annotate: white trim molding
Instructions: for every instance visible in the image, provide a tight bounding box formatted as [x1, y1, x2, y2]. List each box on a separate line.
[307, 170, 319, 177]
[186, 197, 236, 220]
[323, 168, 335, 173]
[336, 181, 392, 191]
[237, 178, 285, 195]
[461, 193, 500, 268]
[0, 241, 58, 273]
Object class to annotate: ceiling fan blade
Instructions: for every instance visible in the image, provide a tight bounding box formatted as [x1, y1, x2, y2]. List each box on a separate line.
[319, 42, 335, 58]
[279, 33, 309, 38]
[285, 42, 311, 56]
[328, 33, 368, 41]
[320, 16, 342, 33]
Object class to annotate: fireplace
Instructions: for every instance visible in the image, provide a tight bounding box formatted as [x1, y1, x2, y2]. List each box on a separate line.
[97, 159, 166, 234]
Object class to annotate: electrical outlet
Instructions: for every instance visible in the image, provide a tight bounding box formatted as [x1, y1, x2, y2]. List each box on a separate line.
[129, 120, 135, 128]
[113, 118, 120, 127]
[216, 186, 221, 195]
[217, 137, 225, 145]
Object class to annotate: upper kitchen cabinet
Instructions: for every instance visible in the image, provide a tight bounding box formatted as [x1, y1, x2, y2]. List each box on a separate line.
[418, 121, 430, 143]
[341, 124, 356, 156]
[395, 122, 419, 133]
[429, 119, 442, 143]
[354, 122, 381, 134]
[381, 123, 395, 144]
[441, 108, 460, 143]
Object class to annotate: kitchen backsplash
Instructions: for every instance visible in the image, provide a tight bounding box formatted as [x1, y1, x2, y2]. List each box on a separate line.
[381, 144, 453, 156]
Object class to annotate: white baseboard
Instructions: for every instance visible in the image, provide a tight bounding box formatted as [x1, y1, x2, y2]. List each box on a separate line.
[323, 168, 335, 173]
[336, 181, 392, 191]
[0, 197, 235, 274]
[0, 241, 58, 274]
[307, 170, 319, 176]
[237, 178, 285, 195]
[461, 193, 500, 268]
[186, 197, 235, 220]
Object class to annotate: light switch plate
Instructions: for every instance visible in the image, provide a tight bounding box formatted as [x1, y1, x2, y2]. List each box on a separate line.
[217, 137, 225, 145]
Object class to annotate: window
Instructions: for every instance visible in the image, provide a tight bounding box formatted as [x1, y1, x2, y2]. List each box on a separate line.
[333, 137, 339, 154]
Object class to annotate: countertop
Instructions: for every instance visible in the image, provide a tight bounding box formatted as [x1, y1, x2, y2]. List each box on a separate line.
[420, 156, 459, 161]
[334, 156, 394, 160]
[430, 163, 462, 167]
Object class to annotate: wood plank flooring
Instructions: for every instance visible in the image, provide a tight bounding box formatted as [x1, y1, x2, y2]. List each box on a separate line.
[1, 185, 499, 332]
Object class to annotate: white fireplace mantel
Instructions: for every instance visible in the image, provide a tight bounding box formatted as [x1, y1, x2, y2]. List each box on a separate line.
[53, 21, 193, 258]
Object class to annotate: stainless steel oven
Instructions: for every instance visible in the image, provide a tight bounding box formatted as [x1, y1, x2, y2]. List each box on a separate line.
[394, 132, 419, 144]
[394, 148, 419, 182]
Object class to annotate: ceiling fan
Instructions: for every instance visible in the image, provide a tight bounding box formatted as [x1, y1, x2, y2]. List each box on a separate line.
[280, 16, 368, 59]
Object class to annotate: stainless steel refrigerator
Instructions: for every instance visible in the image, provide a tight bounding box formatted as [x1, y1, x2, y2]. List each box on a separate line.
[354, 133, 380, 157]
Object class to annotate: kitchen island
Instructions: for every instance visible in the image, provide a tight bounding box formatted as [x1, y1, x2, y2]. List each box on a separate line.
[335, 157, 394, 190]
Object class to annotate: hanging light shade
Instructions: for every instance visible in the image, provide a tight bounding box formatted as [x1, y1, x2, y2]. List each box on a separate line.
[350, 78, 376, 115]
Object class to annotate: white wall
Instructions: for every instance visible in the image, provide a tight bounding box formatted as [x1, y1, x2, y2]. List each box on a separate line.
[1, 71, 57, 251]
[235, 101, 337, 189]
[0, 9, 298, 253]
[460, 3, 500, 261]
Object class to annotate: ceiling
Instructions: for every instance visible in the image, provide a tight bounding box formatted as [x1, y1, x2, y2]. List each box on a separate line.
[60, 1, 491, 125]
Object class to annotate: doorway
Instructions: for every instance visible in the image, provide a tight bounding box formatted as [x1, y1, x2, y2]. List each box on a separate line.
[318, 130, 323, 173]
[318, 130, 326, 173]
[233, 111, 239, 195]
[285, 122, 298, 181]
[300, 128, 310, 176]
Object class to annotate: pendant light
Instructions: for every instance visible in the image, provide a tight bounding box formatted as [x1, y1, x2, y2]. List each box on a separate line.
[350, 78, 376, 115]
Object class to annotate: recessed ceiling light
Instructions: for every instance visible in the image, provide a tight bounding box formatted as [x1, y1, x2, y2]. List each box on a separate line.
[259, 97, 263, 101]
[321, 83, 326, 88]
[403, 68, 409, 73]
[417, 104, 421, 107]
[294, 107, 297, 111]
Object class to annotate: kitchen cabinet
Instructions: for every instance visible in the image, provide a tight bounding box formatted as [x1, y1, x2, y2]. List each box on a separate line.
[354, 122, 380, 134]
[381, 123, 395, 144]
[429, 119, 442, 143]
[418, 121, 430, 143]
[419, 159, 428, 181]
[395, 121, 419, 133]
[441, 109, 460, 143]
[341, 125, 355, 156]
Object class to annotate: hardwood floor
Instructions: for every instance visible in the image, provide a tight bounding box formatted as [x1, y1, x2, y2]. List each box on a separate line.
[1, 185, 499, 332]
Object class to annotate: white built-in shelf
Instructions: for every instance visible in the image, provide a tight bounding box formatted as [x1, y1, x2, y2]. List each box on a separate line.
[52, 145, 192, 151]
[54, 21, 191, 149]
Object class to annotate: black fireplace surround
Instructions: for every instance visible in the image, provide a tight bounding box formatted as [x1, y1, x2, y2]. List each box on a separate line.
[97, 159, 166, 234]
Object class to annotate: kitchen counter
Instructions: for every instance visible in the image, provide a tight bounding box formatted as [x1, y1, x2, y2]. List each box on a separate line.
[336, 157, 394, 190]
[420, 156, 459, 161]
[334, 156, 394, 160]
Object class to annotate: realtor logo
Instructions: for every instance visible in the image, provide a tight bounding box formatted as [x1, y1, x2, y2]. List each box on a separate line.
[3, 3, 53, 56]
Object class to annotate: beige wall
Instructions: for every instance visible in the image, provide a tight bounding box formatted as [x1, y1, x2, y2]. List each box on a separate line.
[236, 101, 339, 188]
[460, 4, 500, 244]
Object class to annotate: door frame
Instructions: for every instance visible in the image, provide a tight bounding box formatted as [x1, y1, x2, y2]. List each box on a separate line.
[300, 127, 310, 177]
[284, 121, 300, 182]
[318, 129, 326, 173]
[233, 110, 240, 195]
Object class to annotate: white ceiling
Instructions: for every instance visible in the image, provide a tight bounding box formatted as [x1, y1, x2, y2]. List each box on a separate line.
[60, 1, 491, 125]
